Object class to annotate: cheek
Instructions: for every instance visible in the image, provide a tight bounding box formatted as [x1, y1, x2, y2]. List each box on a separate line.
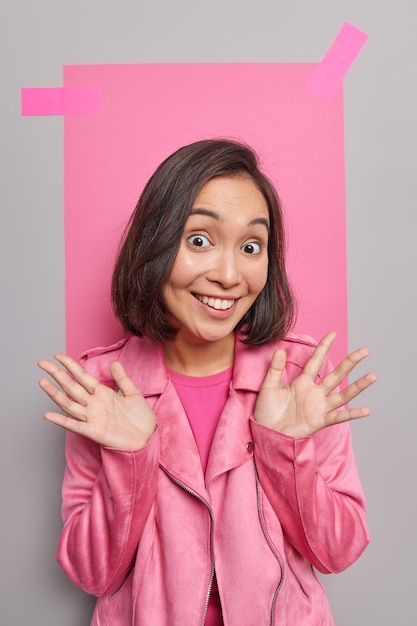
[165, 250, 196, 289]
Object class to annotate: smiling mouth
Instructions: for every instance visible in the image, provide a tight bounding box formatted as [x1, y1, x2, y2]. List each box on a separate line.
[194, 294, 236, 311]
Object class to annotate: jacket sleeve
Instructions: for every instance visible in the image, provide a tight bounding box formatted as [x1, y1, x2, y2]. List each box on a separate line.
[57, 426, 160, 596]
[251, 420, 368, 574]
[250, 346, 369, 575]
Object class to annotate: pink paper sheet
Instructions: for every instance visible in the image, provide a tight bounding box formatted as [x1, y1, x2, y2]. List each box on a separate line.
[64, 63, 347, 365]
[307, 23, 368, 101]
[21, 86, 101, 115]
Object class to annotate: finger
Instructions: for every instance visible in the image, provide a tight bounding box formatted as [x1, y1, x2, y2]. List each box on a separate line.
[38, 355, 98, 400]
[43, 410, 90, 433]
[38, 359, 90, 407]
[326, 371, 377, 411]
[320, 347, 372, 395]
[303, 332, 337, 380]
[38, 378, 87, 421]
[259, 349, 286, 390]
[325, 405, 371, 426]
[110, 361, 142, 397]
[53, 354, 100, 395]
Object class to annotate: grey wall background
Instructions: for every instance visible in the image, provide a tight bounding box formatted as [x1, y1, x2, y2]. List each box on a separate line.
[1, 1, 415, 624]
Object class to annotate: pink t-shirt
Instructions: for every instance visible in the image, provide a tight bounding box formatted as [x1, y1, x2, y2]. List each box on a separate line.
[168, 367, 233, 626]
[168, 367, 233, 473]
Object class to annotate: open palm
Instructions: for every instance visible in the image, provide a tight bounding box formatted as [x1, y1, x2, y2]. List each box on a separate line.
[38, 355, 156, 451]
[254, 332, 377, 438]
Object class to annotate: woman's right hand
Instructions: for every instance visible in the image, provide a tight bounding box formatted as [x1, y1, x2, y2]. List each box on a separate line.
[38, 355, 157, 451]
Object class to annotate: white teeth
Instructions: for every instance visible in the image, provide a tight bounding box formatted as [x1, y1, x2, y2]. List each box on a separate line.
[196, 294, 235, 310]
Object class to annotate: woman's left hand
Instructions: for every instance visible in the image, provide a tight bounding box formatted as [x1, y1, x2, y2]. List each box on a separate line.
[254, 332, 377, 438]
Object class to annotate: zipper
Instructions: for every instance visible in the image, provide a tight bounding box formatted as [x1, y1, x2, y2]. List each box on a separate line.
[159, 464, 215, 626]
[253, 458, 285, 626]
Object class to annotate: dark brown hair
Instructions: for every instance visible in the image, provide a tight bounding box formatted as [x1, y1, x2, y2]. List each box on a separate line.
[111, 138, 295, 344]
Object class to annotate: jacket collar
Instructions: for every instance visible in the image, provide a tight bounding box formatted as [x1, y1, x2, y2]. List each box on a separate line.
[116, 334, 280, 495]
[232, 337, 280, 391]
[117, 333, 280, 396]
[117, 335, 169, 396]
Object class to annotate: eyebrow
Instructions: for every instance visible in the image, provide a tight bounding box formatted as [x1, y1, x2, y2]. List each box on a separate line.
[190, 208, 270, 231]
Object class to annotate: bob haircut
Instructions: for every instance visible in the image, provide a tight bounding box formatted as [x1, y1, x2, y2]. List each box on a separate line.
[112, 138, 296, 345]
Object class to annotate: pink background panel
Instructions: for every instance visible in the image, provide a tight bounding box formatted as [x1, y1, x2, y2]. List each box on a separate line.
[64, 63, 347, 365]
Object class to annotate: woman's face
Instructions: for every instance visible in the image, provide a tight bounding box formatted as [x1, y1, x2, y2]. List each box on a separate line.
[163, 175, 270, 347]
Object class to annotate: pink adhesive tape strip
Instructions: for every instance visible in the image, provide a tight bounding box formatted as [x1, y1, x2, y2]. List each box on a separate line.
[21, 86, 101, 116]
[307, 22, 368, 101]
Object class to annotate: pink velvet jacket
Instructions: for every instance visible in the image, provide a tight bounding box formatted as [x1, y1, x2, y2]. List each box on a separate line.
[57, 334, 369, 625]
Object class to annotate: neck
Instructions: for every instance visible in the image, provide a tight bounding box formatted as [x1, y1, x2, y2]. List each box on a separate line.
[163, 333, 235, 376]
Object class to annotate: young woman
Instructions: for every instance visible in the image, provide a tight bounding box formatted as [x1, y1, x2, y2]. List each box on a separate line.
[39, 139, 376, 626]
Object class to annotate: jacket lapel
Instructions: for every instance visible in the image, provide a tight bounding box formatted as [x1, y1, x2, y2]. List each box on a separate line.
[118, 336, 208, 497]
[205, 338, 280, 485]
[117, 334, 286, 496]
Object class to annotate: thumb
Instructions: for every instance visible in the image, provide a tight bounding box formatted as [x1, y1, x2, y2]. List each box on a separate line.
[260, 349, 286, 390]
[110, 361, 141, 396]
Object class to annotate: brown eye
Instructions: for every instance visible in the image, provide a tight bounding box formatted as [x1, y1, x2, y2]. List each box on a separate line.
[187, 234, 210, 248]
[242, 242, 261, 255]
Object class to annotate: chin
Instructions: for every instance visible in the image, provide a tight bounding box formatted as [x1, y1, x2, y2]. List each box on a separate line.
[183, 327, 235, 345]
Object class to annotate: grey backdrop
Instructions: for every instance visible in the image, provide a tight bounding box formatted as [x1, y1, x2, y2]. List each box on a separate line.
[1, 1, 415, 624]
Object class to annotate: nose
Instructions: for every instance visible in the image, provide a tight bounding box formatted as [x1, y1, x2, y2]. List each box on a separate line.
[207, 249, 242, 288]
